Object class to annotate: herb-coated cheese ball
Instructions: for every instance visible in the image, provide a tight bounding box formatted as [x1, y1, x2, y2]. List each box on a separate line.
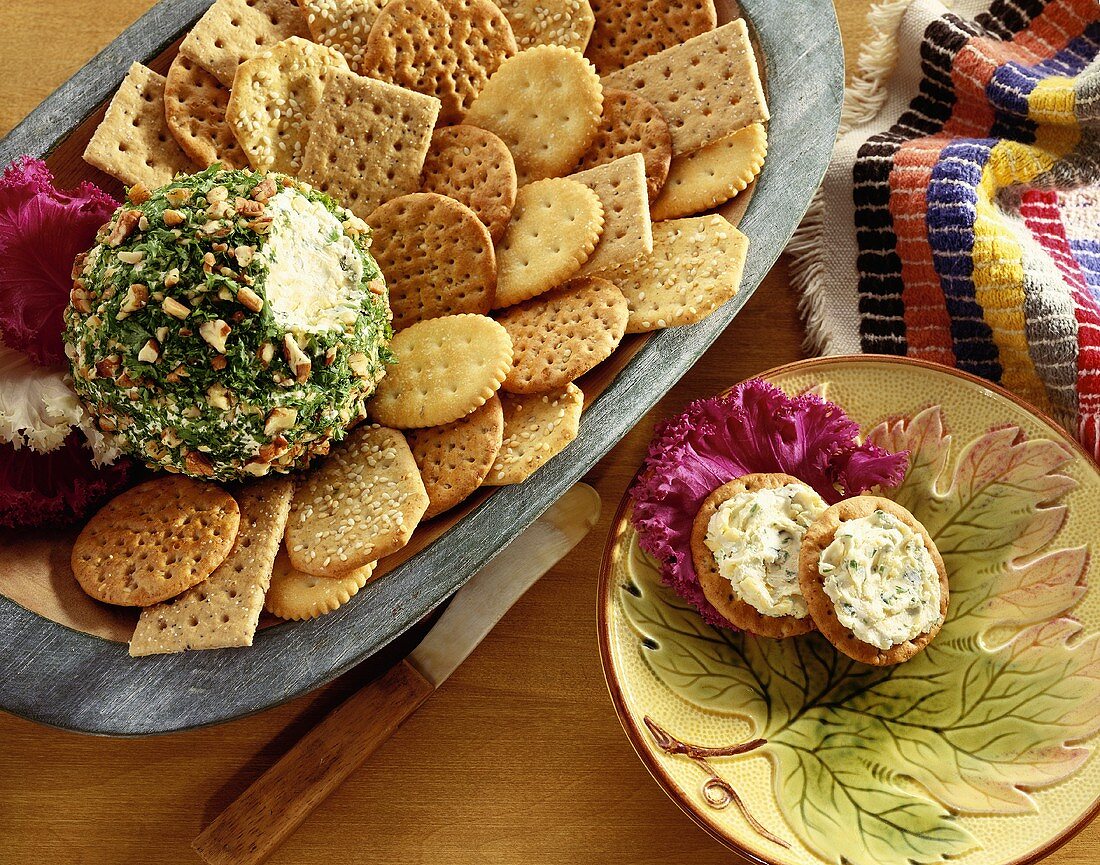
[64, 167, 393, 481]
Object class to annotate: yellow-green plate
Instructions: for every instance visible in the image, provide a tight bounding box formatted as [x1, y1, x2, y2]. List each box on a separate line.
[598, 355, 1100, 865]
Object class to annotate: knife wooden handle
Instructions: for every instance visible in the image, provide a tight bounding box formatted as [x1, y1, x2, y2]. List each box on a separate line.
[192, 659, 433, 865]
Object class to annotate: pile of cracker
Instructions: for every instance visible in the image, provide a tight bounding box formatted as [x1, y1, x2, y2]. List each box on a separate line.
[77, 0, 769, 655]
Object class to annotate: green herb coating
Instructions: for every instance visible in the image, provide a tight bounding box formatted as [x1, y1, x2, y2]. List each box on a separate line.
[64, 166, 394, 481]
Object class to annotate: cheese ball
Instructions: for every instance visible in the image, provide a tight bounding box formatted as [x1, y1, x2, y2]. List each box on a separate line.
[64, 167, 393, 481]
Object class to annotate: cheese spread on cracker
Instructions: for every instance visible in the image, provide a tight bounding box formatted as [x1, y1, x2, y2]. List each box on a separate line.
[818, 508, 942, 649]
[705, 483, 825, 618]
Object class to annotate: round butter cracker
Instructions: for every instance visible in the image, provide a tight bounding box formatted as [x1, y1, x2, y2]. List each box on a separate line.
[265, 549, 376, 620]
[498, 276, 627, 393]
[799, 495, 949, 666]
[465, 44, 603, 185]
[368, 192, 496, 330]
[651, 122, 768, 221]
[420, 125, 518, 242]
[360, 0, 517, 125]
[485, 382, 583, 485]
[369, 314, 513, 428]
[690, 473, 815, 640]
[574, 88, 672, 203]
[72, 476, 241, 607]
[494, 178, 604, 308]
[407, 395, 504, 518]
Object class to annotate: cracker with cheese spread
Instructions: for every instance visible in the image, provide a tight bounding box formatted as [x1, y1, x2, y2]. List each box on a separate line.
[691, 473, 822, 640]
[799, 496, 948, 665]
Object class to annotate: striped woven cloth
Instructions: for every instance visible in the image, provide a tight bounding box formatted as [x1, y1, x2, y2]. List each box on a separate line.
[792, 0, 1100, 451]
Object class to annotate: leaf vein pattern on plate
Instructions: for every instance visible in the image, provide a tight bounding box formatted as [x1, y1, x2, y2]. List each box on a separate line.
[620, 405, 1100, 865]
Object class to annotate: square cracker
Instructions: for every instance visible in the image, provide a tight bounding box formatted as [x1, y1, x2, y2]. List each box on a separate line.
[568, 153, 652, 276]
[128, 478, 294, 656]
[84, 63, 196, 189]
[600, 19, 768, 156]
[180, 0, 309, 86]
[299, 70, 441, 218]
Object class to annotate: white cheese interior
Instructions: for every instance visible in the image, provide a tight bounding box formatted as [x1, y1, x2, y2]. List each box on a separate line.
[261, 189, 364, 333]
[705, 483, 826, 618]
[818, 508, 942, 649]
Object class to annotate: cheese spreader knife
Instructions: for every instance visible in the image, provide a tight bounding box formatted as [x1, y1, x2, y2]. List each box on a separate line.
[193, 482, 601, 865]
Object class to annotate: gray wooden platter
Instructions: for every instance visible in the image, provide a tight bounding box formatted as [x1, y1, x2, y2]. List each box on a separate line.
[0, 0, 843, 735]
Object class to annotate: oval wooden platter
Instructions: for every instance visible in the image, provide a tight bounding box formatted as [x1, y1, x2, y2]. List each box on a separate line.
[0, 0, 844, 734]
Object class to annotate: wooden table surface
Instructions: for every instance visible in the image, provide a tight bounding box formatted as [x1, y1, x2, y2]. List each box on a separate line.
[0, 3, 1096, 863]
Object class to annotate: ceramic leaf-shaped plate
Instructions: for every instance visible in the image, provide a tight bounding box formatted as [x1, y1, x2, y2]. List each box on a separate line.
[598, 356, 1100, 865]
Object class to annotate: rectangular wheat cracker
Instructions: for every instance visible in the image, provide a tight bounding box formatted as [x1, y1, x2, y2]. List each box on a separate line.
[179, 0, 309, 86]
[84, 63, 196, 190]
[600, 19, 768, 156]
[299, 71, 441, 218]
[128, 478, 294, 656]
[568, 153, 652, 276]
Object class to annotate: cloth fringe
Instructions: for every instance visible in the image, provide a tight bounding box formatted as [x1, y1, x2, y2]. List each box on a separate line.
[839, 0, 916, 135]
[786, 0, 916, 355]
[786, 189, 833, 354]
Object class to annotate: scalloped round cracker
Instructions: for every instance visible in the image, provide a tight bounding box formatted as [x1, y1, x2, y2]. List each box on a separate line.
[465, 44, 603, 184]
[494, 178, 604, 308]
[407, 395, 504, 518]
[604, 215, 748, 332]
[491, 0, 594, 51]
[799, 496, 949, 666]
[226, 36, 349, 174]
[165, 55, 248, 169]
[367, 193, 496, 330]
[420, 125, 518, 242]
[298, 0, 390, 71]
[72, 477, 240, 607]
[498, 277, 627, 393]
[484, 382, 583, 485]
[690, 474, 816, 640]
[360, 0, 517, 126]
[584, 0, 716, 75]
[574, 88, 672, 203]
[369, 314, 514, 428]
[265, 549, 376, 620]
[285, 424, 429, 576]
[651, 123, 768, 221]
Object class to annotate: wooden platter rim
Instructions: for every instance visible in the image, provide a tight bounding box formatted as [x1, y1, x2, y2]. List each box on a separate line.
[0, 0, 844, 736]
